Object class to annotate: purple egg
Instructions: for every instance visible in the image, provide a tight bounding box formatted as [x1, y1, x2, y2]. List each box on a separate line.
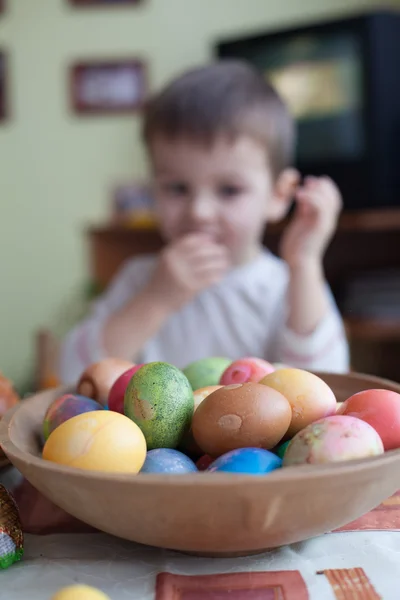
[43, 393, 103, 440]
[140, 449, 198, 474]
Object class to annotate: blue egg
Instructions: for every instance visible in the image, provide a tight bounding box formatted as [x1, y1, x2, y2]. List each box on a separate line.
[140, 449, 198, 474]
[207, 448, 282, 475]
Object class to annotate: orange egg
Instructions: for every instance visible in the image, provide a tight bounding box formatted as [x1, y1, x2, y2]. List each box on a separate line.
[192, 382, 291, 457]
[260, 368, 336, 438]
[43, 410, 146, 473]
[0, 372, 19, 418]
[77, 358, 134, 406]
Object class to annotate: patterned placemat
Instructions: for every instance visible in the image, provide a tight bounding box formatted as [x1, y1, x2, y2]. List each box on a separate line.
[334, 491, 400, 533]
[155, 568, 382, 599]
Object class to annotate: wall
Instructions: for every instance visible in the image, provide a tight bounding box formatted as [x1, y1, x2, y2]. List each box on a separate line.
[0, 0, 398, 390]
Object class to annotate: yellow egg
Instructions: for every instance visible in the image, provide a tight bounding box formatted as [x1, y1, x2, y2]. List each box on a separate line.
[43, 410, 146, 473]
[51, 585, 110, 600]
[259, 368, 336, 438]
[193, 385, 222, 410]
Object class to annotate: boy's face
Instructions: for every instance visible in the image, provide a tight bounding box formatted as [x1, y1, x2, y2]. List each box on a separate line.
[149, 135, 277, 265]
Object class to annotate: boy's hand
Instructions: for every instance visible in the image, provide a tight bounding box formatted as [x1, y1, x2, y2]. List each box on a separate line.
[147, 233, 230, 311]
[280, 176, 342, 269]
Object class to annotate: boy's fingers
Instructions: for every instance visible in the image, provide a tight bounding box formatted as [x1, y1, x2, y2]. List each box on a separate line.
[193, 256, 231, 272]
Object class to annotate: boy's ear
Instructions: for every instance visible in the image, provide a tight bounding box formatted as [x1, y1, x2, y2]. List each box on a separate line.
[267, 168, 300, 222]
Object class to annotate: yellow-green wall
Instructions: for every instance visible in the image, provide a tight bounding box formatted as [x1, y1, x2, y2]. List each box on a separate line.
[0, 0, 398, 389]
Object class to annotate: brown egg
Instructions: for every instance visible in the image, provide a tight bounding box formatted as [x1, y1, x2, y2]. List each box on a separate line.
[179, 385, 222, 459]
[77, 358, 134, 406]
[0, 372, 19, 419]
[192, 382, 291, 458]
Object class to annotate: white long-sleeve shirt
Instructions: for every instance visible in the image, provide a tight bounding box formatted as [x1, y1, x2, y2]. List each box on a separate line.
[59, 250, 349, 384]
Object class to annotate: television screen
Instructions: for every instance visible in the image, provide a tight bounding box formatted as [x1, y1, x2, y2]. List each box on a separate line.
[219, 31, 365, 163]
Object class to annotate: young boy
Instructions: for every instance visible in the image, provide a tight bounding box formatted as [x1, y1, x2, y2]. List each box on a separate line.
[60, 60, 349, 384]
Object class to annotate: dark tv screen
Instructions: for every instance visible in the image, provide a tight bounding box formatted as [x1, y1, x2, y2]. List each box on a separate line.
[219, 31, 365, 164]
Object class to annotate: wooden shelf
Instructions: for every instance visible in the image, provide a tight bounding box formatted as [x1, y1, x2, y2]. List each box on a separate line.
[87, 208, 400, 238]
[345, 318, 400, 341]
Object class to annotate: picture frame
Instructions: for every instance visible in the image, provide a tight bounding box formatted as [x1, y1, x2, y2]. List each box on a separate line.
[70, 59, 146, 115]
[68, 0, 142, 6]
[0, 50, 8, 122]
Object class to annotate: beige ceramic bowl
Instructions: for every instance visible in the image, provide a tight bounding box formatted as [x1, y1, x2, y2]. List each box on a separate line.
[1, 372, 400, 557]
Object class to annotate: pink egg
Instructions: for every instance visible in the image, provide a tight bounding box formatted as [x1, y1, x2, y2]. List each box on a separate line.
[337, 389, 400, 451]
[283, 415, 384, 466]
[108, 365, 144, 414]
[220, 357, 275, 385]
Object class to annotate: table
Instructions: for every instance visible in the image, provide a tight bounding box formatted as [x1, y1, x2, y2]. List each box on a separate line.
[2, 530, 400, 599]
[2, 467, 400, 599]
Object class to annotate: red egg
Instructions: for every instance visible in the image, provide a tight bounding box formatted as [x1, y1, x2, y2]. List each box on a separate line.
[196, 454, 214, 471]
[220, 357, 275, 385]
[108, 365, 144, 413]
[337, 389, 400, 451]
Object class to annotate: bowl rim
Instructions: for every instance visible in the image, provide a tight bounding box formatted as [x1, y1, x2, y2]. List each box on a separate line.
[1, 371, 400, 487]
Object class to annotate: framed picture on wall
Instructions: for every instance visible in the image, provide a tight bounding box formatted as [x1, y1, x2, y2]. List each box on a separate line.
[70, 59, 146, 115]
[0, 51, 7, 122]
[68, 0, 142, 6]
[0, 1, 5, 15]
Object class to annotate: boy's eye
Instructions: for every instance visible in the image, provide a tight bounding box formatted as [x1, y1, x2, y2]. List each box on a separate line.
[218, 185, 243, 199]
[163, 182, 189, 196]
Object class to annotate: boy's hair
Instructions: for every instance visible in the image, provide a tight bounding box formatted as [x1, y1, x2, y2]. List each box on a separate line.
[142, 60, 295, 179]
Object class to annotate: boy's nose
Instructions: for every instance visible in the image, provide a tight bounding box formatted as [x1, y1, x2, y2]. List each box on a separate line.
[189, 193, 216, 223]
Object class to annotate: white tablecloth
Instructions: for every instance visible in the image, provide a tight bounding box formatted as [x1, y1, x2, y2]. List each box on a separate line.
[1, 530, 400, 599]
[1, 466, 400, 599]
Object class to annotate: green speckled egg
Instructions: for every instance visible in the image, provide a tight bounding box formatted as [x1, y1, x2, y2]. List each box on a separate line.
[183, 357, 232, 390]
[124, 362, 194, 450]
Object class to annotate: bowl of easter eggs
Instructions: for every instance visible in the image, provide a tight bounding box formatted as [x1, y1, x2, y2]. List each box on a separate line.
[1, 356, 400, 557]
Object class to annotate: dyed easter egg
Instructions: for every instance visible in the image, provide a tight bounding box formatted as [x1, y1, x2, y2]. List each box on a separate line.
[220, 357, 274, 385]
[124, 362, 194, 450]
[207, 448, 282, 475]
[179, 385, 222, 459]
[337, 389, 400, 451]
[196, 454, 214, 471]
[0, 373, 19, 418]
[192, 383, 291, 457]
[193, 385, 222, 411]
[43, 411, 146, 473]
[283, 415, 384, 466]
[77, 358, 134, 406]
[51, 585, 110, 600]
[260, 368, 336, 438]
[43, 394, 103, 440]
[183, 357, 232, 390]
[275, 439, 291, 460]
[141, 449, 198, 474]
[108, 364, 144, 414]
[272, 363, 291, 370]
